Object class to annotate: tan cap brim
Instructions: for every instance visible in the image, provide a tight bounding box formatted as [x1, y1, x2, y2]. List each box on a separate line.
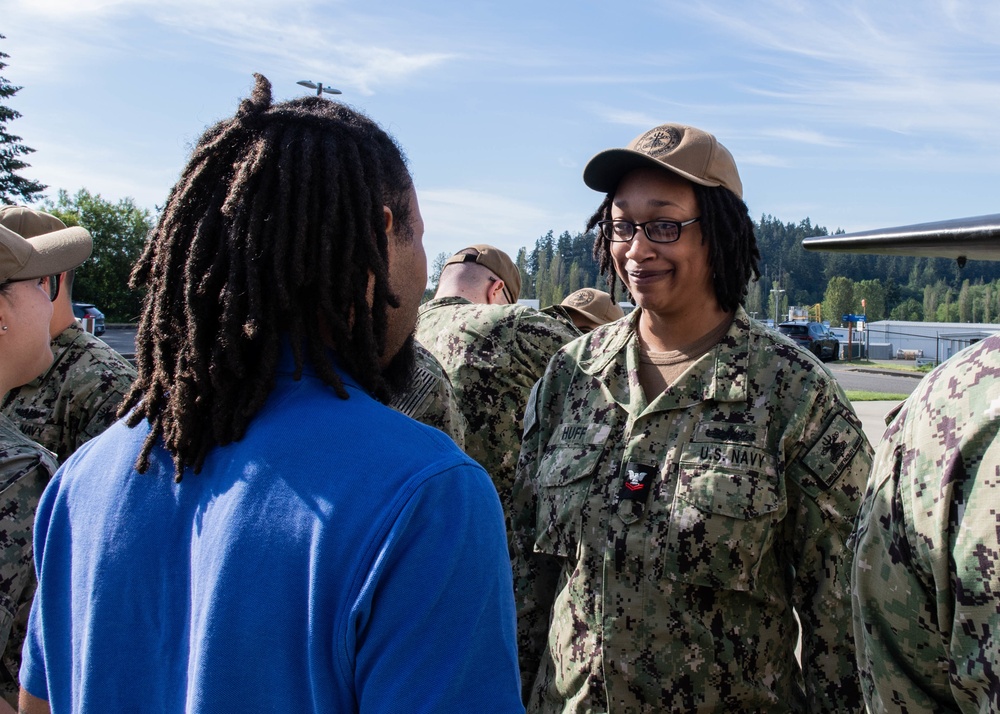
[1, 224, 93, 283]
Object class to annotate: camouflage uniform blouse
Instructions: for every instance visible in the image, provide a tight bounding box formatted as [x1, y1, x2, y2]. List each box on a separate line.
[511, 307, 871, 713]
[0, 413, 56, 706]
[852, 334, 1000, 713]
[416, 297, 579, 513]
[1, 323, 136, 463]
[389, 341, 467, 448]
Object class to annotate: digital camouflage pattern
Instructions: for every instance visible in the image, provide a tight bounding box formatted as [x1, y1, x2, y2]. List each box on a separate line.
[852, 333, 1000, 713]
[1, 322, 136, 463]
[511, 307, 871, 713]
[416, 296, 579, 513]
[0, 413, 56, 707]
[389, 341, 467, 448]
[539, 304, 579, 334]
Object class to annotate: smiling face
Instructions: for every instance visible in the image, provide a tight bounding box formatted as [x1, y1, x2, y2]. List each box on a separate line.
[610, 167, 723, 338]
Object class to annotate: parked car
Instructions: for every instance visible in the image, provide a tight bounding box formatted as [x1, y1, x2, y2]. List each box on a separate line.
[73, 302, 106, 336]
[777, 321, 839, 361]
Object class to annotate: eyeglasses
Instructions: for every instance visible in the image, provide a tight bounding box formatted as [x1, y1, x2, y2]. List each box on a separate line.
[47, 274, 61, 302]
[597, 217, 701, 244]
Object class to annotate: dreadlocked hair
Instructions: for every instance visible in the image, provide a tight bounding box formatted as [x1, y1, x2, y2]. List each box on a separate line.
[120, 73, 414, 481]
[587, 182, 760, 313]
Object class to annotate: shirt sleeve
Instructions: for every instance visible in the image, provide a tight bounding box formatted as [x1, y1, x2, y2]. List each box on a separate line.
[70, 368, 135, 454]
[509, 379, 561, 703]
[349, 461, 525, 714]
[852, 361, 1000, 712]
[0, 456, 50, 662]
[512, 311, 579, 381]
[782, 382, 871, 713]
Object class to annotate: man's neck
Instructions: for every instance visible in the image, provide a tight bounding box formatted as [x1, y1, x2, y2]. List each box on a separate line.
[50, 299, 77, 340]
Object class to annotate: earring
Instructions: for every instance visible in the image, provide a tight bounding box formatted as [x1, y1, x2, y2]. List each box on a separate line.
[1, 326, 6, 331]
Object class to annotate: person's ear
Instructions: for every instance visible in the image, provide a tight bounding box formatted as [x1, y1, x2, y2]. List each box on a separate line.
[486, 279, 508, 305]
[383, 206, 394, 237]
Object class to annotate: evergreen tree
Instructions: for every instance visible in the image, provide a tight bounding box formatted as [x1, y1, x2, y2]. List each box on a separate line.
[0, 35, 46, 204]
[567, 262, 581, 294]
[958, 279, 971, 322]
[890, 298, 923, 321]
[515, 248, 531, 298]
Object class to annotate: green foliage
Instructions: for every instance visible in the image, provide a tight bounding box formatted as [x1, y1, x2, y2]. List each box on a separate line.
[424, 251, 449, 301]
[43, 189, 153, 322]
[855, 279, 886, 321]
[823, 276, 855, 327]
[520, 229, 604, 304]
[0, 35, 46, 204]
[889, 298, 922, 321]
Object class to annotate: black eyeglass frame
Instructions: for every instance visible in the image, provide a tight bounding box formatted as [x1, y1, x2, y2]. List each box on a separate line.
[598, 217, 701, 244]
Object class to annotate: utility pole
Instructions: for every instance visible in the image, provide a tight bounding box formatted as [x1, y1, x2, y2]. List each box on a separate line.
[771, 286, 785, 326]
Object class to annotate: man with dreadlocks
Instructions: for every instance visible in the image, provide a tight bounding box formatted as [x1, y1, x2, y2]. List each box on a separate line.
[19, 75, 523, 714]
[510, 123, 871, 712]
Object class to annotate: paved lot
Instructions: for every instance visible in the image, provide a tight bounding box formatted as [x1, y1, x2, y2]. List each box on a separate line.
[853, 400, 903, 447]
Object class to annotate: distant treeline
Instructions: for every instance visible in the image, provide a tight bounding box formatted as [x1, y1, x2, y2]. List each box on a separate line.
[430, 215, 1000, 327]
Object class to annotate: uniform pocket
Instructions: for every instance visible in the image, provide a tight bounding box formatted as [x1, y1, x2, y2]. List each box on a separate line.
[534, 444, 605, 558]
[661, 443, 784, 590]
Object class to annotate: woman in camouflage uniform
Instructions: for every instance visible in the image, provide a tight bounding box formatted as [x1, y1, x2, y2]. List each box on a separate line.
[0, 223, 90, 709]
[511, 124, 872, 713]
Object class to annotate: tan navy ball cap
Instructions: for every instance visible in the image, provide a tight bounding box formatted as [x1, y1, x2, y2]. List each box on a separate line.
[0, 204, 70, 239]
[0, 222, 93, 284]
[560, 288, 625, 329]
[583, 123, 743, 199]
[444, 243, 522, 303]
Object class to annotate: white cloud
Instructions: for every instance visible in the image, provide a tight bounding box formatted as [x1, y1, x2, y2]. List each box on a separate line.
[670, 1, 1000, 143]
[417, 187, 570, 260]
[595, 109, 663, 129]
[3, 0, 458, 95]
[738, 151, 792, 169]
[759, 129, 851, 148]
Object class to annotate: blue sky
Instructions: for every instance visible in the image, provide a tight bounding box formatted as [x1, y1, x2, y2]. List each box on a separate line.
[2, 0, 999, 266]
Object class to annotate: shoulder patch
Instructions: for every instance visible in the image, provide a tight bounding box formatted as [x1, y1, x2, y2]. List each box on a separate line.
[801, 411, 864, 490]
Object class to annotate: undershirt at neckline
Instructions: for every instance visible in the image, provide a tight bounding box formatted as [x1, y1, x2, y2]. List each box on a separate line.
[637, 314, 734, 399]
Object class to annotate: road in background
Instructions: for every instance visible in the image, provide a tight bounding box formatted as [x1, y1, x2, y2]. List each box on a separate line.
[100, 325, 137, 359]
[826, 361, 923, 396]
[827, 360, 922, 446]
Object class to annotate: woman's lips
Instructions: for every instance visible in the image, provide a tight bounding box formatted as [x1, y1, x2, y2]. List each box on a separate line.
[627, 268, 672, 286]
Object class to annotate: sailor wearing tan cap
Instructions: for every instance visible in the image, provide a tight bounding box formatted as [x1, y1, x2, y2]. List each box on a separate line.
[0, 206, 136, 465]
[545, 287, 625, 333]
[511, 123, 871, 712]
[0, 221, 91, 711]
[416, 244, 579, 516]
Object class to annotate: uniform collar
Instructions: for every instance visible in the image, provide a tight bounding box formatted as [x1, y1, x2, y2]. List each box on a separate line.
[418, 296, 473, 317]
[579, 306, 752, 409]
